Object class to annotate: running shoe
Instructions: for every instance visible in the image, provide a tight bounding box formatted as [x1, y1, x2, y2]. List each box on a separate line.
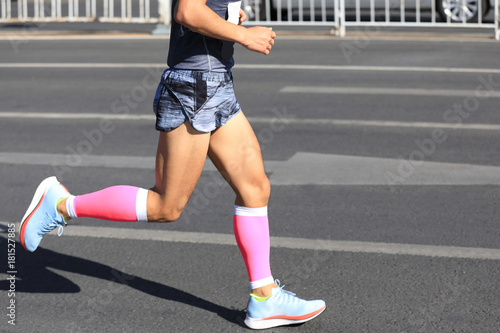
[20, 176, 70, 252]
[245, 280, 326, 329]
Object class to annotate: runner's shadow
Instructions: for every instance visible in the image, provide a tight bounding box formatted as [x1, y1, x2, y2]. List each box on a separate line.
[0, 237, 246, 328]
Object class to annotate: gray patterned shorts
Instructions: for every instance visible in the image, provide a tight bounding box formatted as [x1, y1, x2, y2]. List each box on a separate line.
[153, 69, 241, 133]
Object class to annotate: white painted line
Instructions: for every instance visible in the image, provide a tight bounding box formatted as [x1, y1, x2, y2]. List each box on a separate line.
[0, 63, 165, 68]
[0, 63, 499, 74]
[0, 111, 156, 120]
[3, 151, 500, 186]
[280, 86, 500, 98]
[0, 35, 169, 41]
[236, 64, 500, 74]
[2, 222, 499, 260]
[0, 152, 156, 169]
[249, 117, 500, 131]
[1, 112, 500, 131]
[0, 34, 496, 43]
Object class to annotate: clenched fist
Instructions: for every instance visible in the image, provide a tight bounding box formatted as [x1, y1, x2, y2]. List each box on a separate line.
[241, 26, 276, 55]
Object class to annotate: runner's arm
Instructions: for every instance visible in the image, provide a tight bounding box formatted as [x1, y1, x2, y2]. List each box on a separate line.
[175, 0, 276, 55]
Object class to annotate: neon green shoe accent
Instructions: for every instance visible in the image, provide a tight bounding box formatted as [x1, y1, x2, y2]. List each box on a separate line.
[250, 293, 271, 303]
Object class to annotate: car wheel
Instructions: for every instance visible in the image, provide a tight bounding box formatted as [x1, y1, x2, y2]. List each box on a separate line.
[436, 0, 490, 23]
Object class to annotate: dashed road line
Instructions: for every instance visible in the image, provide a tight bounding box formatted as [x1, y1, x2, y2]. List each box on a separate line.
[1, 112, 500, 131]
[2, 222, 499, 260]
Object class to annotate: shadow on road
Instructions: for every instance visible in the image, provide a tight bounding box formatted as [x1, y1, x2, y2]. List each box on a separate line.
[0, 235, 246, 328]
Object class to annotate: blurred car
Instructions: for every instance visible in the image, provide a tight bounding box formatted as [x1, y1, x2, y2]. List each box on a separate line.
[243, 0, 493, 23]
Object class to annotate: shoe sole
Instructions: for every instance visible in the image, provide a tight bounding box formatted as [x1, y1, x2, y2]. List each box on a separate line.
[244, 304, 326, 330]
[19, 176, 60, 251]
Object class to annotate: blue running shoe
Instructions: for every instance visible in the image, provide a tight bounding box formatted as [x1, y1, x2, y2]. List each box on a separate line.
[245, 280, 326, 329]
[20, 176, 70, 252]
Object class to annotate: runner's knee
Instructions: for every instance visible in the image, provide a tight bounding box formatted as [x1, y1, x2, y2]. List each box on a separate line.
[237, 176, 271, 206]
[154, 206, 184, 222]
[148, 193, 187, 222]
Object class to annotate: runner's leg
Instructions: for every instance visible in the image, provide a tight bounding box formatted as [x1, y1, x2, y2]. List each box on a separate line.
[57, 121, 210, 223]
[208, 111, 276, 297]
[147, 121, 210, 222]
[209, 112, 327, 330]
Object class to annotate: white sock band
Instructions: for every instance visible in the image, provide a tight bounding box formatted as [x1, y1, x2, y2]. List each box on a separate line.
[136, 188, 149, 222]
[66, 196, 77, 219]
[250, 276, 275, 290]
[233, 205, 268, 217]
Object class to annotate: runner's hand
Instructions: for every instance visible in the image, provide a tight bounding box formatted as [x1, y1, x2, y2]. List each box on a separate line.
[238, 8, 247, 25]
[241, 27, 276, 55]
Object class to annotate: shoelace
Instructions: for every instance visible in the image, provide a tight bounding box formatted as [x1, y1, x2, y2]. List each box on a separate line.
[57, 219, 68, 236]
[40, 212, 66, 236]
[57, 225, 65, 236]
[274, 280, 301, 305]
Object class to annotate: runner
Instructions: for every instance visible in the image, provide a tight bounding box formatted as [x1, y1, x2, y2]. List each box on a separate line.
[19, 0, 326, 329]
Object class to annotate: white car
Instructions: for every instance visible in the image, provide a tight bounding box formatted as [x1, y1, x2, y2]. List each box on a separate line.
[243, 0, 493, 23]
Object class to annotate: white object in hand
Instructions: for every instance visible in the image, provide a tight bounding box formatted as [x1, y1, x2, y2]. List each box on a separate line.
[227, 1, 242, 25]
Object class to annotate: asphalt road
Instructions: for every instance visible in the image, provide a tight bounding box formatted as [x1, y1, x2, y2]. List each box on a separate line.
[0, 33, 500, 332]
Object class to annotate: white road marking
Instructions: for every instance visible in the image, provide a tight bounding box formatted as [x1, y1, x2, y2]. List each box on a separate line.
[2, 222, 499, 260]
[0, 34, 496, 43]
[236, 64, 500, 74]
[280, 86, 500, 97]
[0, 152, 156, 169]
[249, 117, 500, 131]
[1, 63, 499, 74]
[0, 63, 165, 68]
[0, 35, 170, 41]
[1, 112, 500, 131]
[2, 151, 500, 186]
[0, 111, 155, 120]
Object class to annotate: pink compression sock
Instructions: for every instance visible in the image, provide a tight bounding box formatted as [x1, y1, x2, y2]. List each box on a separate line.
[68, 186, 148, 222]
[233, 205, 274, 290]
